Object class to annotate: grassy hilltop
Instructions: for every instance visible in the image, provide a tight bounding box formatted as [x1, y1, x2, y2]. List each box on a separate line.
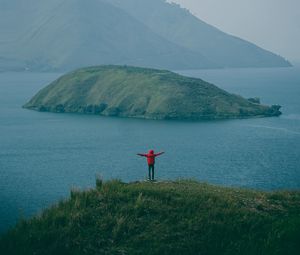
[24, 65, 281, 120]
[1, 179, 299, 255]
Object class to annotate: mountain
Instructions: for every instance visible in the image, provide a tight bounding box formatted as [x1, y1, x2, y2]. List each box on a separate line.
[0, 0, 290, 72]
[1, 179, 299, 254]
[108, 0, 291, 68]
[0, 0, 215, 72]
[23, 65, 281, 120]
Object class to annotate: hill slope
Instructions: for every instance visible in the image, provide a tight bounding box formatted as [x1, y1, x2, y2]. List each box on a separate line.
[24, 65, 281, 120]
[0, 0, 290, 72]
[0, 0, 215, 72]
[1, 180, 299, 255]
[109, 0, 291, 68]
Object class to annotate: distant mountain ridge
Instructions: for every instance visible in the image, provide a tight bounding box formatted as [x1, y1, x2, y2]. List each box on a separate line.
[109, 0, 291, 68]
[0, 0, 291, 72]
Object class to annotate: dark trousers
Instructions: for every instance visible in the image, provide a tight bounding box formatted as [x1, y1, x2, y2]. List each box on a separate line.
[148, 164, 155, 180]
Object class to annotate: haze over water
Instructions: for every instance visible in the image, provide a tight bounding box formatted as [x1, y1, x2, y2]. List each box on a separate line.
[0, 66, 300, 232]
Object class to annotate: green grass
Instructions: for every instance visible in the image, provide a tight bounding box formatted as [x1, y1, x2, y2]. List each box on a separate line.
[1, 179, 299, 255]
[23, 65, 281, 120]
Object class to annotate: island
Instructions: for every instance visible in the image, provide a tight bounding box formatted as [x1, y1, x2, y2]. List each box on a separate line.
[23, 65, 281, 120]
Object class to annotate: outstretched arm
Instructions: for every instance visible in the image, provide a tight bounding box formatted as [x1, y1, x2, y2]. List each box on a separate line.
[154, 152, 165, 157]
[137, 153, 147, 157]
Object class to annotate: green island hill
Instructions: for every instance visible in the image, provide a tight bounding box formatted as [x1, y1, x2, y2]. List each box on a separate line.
[23, 65, 281, 120]
[1, 179, 299, 254]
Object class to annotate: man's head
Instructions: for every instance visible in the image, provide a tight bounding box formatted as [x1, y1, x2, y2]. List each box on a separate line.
[149, 150, 154, 154]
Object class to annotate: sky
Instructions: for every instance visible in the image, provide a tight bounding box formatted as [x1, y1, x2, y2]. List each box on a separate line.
[169, 0, 300, 62]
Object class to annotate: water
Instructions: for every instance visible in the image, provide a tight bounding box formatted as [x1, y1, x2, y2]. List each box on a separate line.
[0, 67, 300, 232]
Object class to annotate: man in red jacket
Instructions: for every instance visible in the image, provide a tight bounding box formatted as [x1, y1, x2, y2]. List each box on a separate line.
[137, 150, 164, 181]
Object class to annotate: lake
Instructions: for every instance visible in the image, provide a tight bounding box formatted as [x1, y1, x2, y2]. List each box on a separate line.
[0, 67, 300, 232]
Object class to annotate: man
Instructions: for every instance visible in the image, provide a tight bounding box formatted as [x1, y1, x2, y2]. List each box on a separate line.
[137, 150, 164, 181]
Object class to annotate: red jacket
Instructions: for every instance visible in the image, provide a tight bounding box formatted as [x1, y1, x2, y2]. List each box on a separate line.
[137, 150, 164, 165]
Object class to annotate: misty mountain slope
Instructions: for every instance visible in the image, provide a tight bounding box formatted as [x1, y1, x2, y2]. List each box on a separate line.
[108, 0, 291, 68]
[0, 0, 216, 71]
[0, 0, 291, 71]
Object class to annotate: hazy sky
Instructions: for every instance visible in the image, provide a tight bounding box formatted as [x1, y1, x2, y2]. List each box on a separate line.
[169, 0, 300, 62]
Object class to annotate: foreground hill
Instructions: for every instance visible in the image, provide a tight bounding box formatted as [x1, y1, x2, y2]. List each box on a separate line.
[1, 180, 299, 255]
[24, 65, 281, 120]
[0, 0, 290, 72]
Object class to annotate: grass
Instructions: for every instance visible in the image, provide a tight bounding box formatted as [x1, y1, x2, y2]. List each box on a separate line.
[1, 179, 299, 255]
[23, 65, 281, 120]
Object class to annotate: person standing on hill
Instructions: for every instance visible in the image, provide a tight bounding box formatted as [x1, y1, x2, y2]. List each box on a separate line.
[137, 150, 164, 181]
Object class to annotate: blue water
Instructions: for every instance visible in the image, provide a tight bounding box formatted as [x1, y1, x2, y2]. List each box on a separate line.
[0, 67, 300, 232]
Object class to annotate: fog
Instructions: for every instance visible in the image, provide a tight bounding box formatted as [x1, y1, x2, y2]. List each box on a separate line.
[169, 0, 300, 62]
[1, 0, 289, 71]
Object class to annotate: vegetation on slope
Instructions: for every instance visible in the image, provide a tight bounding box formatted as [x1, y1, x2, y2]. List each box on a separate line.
[24, 65, 281, 120]
[1, 179, 299, 255]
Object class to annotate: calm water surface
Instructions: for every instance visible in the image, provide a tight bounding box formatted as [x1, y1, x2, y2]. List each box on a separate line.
[0, 67, 300, 232]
